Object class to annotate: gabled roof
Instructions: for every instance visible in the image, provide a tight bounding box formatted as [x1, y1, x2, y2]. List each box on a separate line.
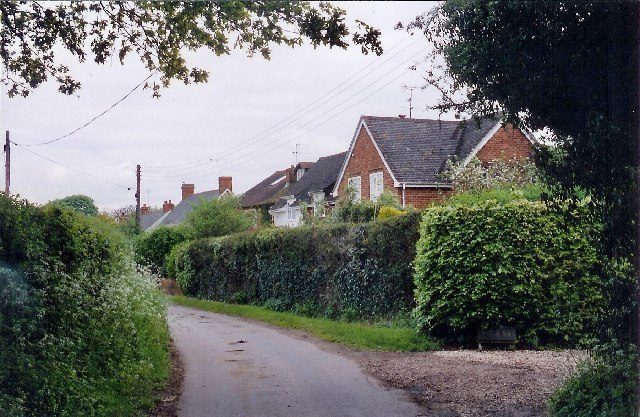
[140, 210, 165, 231]
[272, 151, 347, 210]
[333, 116, 505, 192]
[240, 169, 289, 208]
[152, 189, 220, 228]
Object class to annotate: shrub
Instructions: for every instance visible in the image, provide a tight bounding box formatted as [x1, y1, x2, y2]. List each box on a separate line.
[413, 198, 621, 346]
[445, 184, 543, 205]
[183, 195, 253, 239]
[135, 226, 187, 275]
[548, 348, 636, 417]
[332, 189, 404, 223]
[377, 206, 405, 219]
[0, 195, 169, 417]
[49, 194, 99, 216]
[169, 212, 421, 318]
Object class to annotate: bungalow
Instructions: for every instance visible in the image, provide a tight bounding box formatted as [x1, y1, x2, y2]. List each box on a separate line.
[147, 176, 233, 230]
[333, 116, 536, 208]
[269, 151, 347, 227]
[240, 162, 314, 224]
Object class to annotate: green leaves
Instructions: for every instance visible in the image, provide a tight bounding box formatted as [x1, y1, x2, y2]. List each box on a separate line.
[413, 198, 626, 347]
[171, 212, 422, 318]
[1, 1, 383, 97]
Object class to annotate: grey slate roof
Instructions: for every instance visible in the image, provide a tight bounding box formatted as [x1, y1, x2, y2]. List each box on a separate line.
[361, 116, 499, 184]
[272, 151, 347, 210]
[154, 189, 220, 227]
[240, 169, 289, 208]
[140, 210, 165, 231]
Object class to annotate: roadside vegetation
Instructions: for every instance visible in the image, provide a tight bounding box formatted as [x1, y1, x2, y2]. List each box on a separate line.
[0, 195, 169, 417]
[172, 296, 438, 352]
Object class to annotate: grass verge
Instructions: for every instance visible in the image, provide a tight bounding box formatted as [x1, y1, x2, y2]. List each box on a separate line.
[171, 296, 439, 351]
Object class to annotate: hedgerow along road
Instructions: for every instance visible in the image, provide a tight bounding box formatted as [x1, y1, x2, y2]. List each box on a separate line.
[168, 304, 425, 417]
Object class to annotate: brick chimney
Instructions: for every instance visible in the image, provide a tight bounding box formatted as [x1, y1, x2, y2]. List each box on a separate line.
[181, 183, 195, 201]
[141, 203, 150, 215]
[162, 200, 175, 213]
[285, 166, 295, 183]
[218, 176, 232, 193]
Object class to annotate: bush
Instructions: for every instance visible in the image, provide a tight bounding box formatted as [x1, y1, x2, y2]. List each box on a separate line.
[184, 195, 253, 239]
[169, 212, 421, 318]
[135, 226, 187, 275]
[0, 195, 169, 417]
[49, 194, 99, 216]
[377, 206, 405, 219]
[413, 198, 623, 346]
[548, 348, 636, 417]
[445, 184, 543, 205]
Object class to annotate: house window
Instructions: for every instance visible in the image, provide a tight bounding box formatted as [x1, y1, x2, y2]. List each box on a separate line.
[287, 206, 296, 220]
[296, 168, 305, 181]
[347, 176, 362, 202]
[369, 171, 383, 200]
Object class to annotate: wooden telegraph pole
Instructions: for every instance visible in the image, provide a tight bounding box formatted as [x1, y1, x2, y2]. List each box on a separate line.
[4, 131, 9, 195]
[135, 164, 141, 231]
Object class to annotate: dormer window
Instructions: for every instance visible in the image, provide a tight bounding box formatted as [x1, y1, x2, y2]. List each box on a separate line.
[296, 168, 305, 181]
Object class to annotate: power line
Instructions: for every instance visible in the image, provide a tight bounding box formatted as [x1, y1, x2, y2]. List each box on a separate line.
[221, 69, 412, 172]
[11, 141, 132, 190]
[148, 46, 424, 179]
[14, 71, 156, 147]
[145, 35, 421, 172]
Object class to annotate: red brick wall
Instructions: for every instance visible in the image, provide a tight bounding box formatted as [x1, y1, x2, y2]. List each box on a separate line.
[476, 124, 533, 162]
[337, 125, 395, 199]
[336, 122, 534, 210]
[402, 187, 453, 208]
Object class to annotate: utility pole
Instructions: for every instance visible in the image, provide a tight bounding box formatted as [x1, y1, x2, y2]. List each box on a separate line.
[135, 164, 141, 231]
[3, 131, 9, 195]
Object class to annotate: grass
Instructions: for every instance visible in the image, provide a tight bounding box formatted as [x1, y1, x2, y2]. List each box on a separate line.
[171, 295, 439, 351]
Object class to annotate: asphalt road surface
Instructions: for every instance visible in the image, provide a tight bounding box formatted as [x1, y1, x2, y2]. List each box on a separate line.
[168, 304, 425, 417]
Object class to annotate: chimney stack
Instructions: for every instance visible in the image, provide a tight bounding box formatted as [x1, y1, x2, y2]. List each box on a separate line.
[162, 200, 175, 213]
[181, 183, 195, 201]
[285, 166, 295, 183]
[218, 176, 232, 193]
[141, 203, 150, 215]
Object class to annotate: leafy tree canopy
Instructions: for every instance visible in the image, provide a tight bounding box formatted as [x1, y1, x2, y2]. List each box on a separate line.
[51, 194, 99, 216]
[184, 195, 253, 239]
[402, 1, 634, 137]
[1, 1, 382, 97]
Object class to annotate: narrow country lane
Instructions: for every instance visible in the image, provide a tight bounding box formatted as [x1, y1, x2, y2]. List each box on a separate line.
[168, 304, 425, 417]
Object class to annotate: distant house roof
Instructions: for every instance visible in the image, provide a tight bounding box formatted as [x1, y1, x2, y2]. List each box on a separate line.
[151, 189, 220, 228]
[334, 116, 506, 190]
[272, 151, 347, 210]
[240, 169, 289, 208]
[140, 210, 165, 231]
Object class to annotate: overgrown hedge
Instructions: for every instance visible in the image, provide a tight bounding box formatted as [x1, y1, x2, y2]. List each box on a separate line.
[135, 225, 187, 275]
[413, 199, 630, 347]
[0, 195, 169, 416]
[169, 213, 421, 318]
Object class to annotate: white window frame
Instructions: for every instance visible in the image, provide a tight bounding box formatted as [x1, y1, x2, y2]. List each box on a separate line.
[369, 171, 383, 201]
[347, 176, 362, 202]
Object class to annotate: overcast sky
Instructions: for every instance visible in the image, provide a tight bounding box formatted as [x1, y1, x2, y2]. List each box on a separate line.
[2, 1, 450, 211]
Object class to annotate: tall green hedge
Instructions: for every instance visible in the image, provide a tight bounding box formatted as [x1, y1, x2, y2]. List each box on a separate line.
[169, 213, 421, 318]
[413, 199, 629, 347]
[134, 225, 187, 275]
[0, 195, 169, 417]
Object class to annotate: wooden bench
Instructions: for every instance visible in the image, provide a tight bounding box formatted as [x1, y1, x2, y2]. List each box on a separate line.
[477, 326, 516, 350]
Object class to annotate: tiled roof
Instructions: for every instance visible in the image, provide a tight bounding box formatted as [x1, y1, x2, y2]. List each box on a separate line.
[272, 151, 347, 210]
[153, 189, 220, 227]
[240, 169, 289, 208]
[139, 210, 165, 231]
[361, 116, 499, 184]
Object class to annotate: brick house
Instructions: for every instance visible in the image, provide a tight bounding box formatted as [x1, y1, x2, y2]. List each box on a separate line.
[332, 116, 536, 209]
